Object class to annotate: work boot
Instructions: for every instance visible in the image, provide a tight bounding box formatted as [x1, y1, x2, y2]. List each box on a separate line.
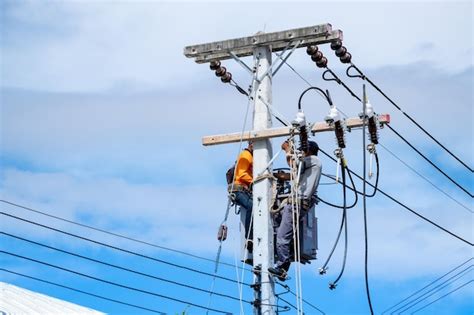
[268, 266, 288, 281]
[246, 240, 253, 253]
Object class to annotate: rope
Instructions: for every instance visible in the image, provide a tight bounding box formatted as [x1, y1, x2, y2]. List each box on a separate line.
[208, 77, 254, 312]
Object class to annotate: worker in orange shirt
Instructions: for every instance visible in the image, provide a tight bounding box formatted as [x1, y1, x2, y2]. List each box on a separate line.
[231, 140, 254, 252]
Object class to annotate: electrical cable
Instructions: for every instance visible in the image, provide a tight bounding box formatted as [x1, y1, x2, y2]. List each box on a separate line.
[298, 86, 332, 109]
[0, 199, 249, 271]
[386, 124, 473, 198]
[346, 63, 473, 173]
[0, 268, 167, 315]
[319, 65, 471, 199]
[392, 265, 473, 314]
[287, 288, 326, 315]
[362, 89, 375, 314]
[318, 168, 359, 209]
[0, 211, 252, 286]
[320, 153, 380, 199]
[318, 162, 348, 279]
[0, 231, 252, 304]
[0, 251, 232, 314]
[318, 148, 473, 247]
[410, 280, 473, 314]
[328, 161, 348, 290]
[378, 143, 472, 213]
[381, 257, 473, 314]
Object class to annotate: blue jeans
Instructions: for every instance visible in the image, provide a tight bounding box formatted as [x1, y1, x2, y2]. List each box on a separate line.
[234, 191, 253, 241]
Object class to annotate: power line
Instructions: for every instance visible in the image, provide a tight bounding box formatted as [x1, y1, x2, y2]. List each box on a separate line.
[288, 289, 326, 315]
[386, 124, 473, 198]
[0, 268, 167, 314]
[378, 144, 472, 213]
[381, 257, 473, 314]
[316, 63, 473, 199]
[318, 149, 473, 247]
[346, 63, 473, 173]
[0, 211, 252, 286]
[0, 250, 232, 314]
[411, 279, 473, 314]
[392, 265, 473, 314]
[1, 231, 251, 304]
[0, 199, 249, 272]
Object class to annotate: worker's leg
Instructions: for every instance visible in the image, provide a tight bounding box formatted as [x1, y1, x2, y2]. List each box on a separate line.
[275, 204, 294, 269]
[234, 191, 253, 243]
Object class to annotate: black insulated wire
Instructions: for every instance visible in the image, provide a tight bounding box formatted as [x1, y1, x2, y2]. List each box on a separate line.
[0, 269, 167, 315]
[298, 86, 332, 110]
[386, 124, 473, 198]
[319, 151, 380, 201]
[319, 162, 348, 277]
[318, 168, 359, 209]
[410, 280, 473, 314]
[0, 251, 232, 314]
[391, 265, 473, 314]
[0, 211, 252, 286]
[320, 63, 471, 197]
[322, 68, 362, 102]
[346, 63, 473, 173]
[328, 162, 348, 290]
[1, 232, 251, 304]
[319, 147, 473, 247]
[0, 199, 249, 271]
[381, 257, 473, 314]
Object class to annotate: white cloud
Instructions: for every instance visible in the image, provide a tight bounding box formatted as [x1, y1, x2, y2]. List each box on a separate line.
[1, 1, 472, 92]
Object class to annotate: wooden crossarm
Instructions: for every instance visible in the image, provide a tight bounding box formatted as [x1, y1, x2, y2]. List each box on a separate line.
[202, 114, 390, 146]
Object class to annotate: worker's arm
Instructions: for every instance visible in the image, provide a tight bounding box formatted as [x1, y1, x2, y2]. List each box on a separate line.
[282, 141, 293, 167]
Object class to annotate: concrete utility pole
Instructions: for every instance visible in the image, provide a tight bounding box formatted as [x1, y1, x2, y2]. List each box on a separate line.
[184, 24, 389, 314]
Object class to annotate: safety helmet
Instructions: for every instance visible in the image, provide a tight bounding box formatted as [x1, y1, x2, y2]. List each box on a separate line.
[308, 141, 319, 155]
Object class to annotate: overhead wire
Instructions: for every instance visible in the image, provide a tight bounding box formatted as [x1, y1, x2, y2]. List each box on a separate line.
[410, 280, 473, 314]
[0, 250, 232, 314]
[386, 124, 473, 198]
[317, 149, 473, 247]
[319, 64, 472, 199]
[381, 257, 473, 314]
[0, 199, 250, 271]
[1, 231, 252, 304]
[391, 265, 473, 314]
[318, 169, 359, 209]
[345, 63, 473, 173]
[0, 268, 167, 315]
[0, 211, 252, 286]
[326, 160, 348, 290]
[378, 143, 472, 213]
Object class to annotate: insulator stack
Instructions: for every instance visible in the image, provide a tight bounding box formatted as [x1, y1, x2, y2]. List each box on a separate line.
[306, 45, 328, 68]
[209, 60, 232, 83]
[334, 121, 346, 148]
[330, 40, 352, 64]
[368, 116, 379, 144]
[299, 126, 309, 152]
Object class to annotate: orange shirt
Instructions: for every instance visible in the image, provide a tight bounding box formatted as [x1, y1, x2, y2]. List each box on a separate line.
[234, 149, 253, 187]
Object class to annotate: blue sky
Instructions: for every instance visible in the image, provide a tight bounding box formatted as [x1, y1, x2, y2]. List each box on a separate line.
[0, 1, 473, 314]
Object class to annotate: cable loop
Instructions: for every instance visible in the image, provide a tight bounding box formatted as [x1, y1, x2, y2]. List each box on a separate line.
[322, 69, 341, 84]
[346, 64, 365, 79]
